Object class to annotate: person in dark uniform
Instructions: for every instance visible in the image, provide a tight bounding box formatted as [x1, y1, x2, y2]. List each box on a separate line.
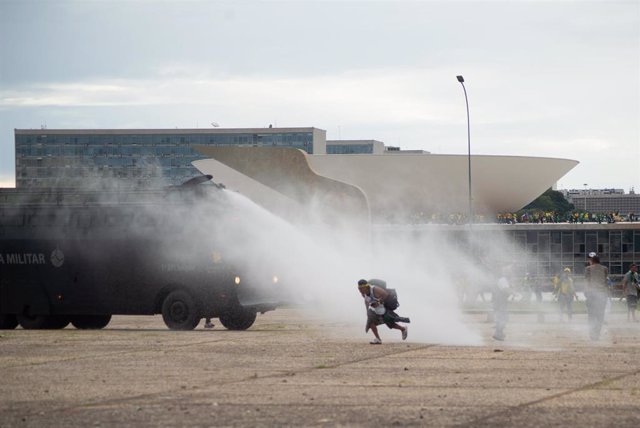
[492, 268, 512, 341]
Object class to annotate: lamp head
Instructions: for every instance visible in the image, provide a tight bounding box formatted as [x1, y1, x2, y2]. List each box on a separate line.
[456, 75, 465, 83]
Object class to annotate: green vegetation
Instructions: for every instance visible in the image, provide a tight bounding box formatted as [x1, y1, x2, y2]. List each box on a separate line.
[521, 188, 574, 214]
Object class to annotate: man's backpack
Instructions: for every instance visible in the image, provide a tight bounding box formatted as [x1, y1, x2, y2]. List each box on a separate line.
[368, 279, 399, 310]
[368, 278, 387, 289]
[384, 288, 399, 311]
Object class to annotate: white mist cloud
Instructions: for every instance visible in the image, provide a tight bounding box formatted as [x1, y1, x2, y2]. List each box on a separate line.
[205, 190, 485, 346]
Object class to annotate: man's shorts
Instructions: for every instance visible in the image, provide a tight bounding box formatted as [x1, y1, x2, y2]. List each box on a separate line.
[367, 310, 396, 328]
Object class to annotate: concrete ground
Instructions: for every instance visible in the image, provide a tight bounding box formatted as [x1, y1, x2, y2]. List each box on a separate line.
[1, 308, 639, 427]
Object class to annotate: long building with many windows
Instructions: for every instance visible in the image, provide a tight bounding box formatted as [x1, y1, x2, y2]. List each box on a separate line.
[566, 194, 640, 215]
[14, 128, 326, 188]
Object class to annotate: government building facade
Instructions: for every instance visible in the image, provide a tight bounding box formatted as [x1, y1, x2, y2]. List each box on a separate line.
[14, 127, 327, 188]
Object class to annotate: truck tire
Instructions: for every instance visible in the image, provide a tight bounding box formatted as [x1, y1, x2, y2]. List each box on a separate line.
[17, 314, 52, 329]
[46, 316, 71, 329]
[0, 314, 18, 329]
[71, 315, 111, 329]
[161, 290, 200, 330]
[219, 306, 257, 330]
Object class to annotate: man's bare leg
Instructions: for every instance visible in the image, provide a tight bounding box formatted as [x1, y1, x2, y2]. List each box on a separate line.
[370, 324, 381, 340]
[390, 323, 408, 340]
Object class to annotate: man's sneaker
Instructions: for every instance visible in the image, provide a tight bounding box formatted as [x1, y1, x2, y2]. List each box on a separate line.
[369, 338, 382, 345]
[402, 326, 408, 340]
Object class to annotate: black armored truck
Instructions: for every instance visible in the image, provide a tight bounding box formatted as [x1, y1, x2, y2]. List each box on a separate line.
[0, 176, 280, 330]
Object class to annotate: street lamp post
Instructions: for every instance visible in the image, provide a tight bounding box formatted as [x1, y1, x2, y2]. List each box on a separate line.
[457, 75, 472, 225]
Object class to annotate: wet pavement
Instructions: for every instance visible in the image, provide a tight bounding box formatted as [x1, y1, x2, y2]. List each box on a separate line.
[1, 308, 639, 427]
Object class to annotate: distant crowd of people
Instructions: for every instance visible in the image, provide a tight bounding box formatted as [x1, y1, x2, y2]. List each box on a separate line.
[381, 210, 637, 225]
[496, 211, 636, 224]
[385, 212, 488, 225]
[456, 255, 639, 342]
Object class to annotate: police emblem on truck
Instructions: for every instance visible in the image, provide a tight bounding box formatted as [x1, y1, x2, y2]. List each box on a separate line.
[50, 247, 65, 268]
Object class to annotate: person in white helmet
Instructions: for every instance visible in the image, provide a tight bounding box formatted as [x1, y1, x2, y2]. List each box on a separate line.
[585, 253, 609, 340]
[621, 263, 639, 322]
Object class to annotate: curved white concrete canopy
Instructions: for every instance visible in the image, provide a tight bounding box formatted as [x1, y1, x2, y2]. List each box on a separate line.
[307, 154, 578, 216]
[192, 147, 578, 221]
[192, 146, 370, 228]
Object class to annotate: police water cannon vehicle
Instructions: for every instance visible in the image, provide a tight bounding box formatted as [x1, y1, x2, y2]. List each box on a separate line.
[0, 175, 280, 330]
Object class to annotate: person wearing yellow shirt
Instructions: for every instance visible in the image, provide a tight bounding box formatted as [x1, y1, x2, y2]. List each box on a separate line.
[555, 268, 577, 321]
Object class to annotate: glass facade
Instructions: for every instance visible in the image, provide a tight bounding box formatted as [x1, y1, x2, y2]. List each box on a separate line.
[374, 224, 640, 285]
[502, 228, 640, 278]
[325, 140, 384, 155]
[326, 143, 374, 154]
[15, 129, 318, 188]
[570, 195, 640, 215]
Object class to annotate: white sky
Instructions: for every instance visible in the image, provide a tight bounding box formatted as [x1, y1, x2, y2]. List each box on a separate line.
[1, 0, 638, 191]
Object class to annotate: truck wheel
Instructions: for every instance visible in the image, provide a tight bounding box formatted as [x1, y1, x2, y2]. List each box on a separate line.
[0, 314, 18, 329]
[162, 290, 200, 330]
[17, 314, 51, 329]
[46, 316, 71, 329]
[219, 306, 257, 330]
[71, 315, 111, 329]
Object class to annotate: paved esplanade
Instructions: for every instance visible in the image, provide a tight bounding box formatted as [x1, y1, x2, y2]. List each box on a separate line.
[1, 309, 639, 427]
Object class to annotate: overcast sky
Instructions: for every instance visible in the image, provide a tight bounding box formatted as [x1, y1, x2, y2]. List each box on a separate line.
[1, 0, 638, 191]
